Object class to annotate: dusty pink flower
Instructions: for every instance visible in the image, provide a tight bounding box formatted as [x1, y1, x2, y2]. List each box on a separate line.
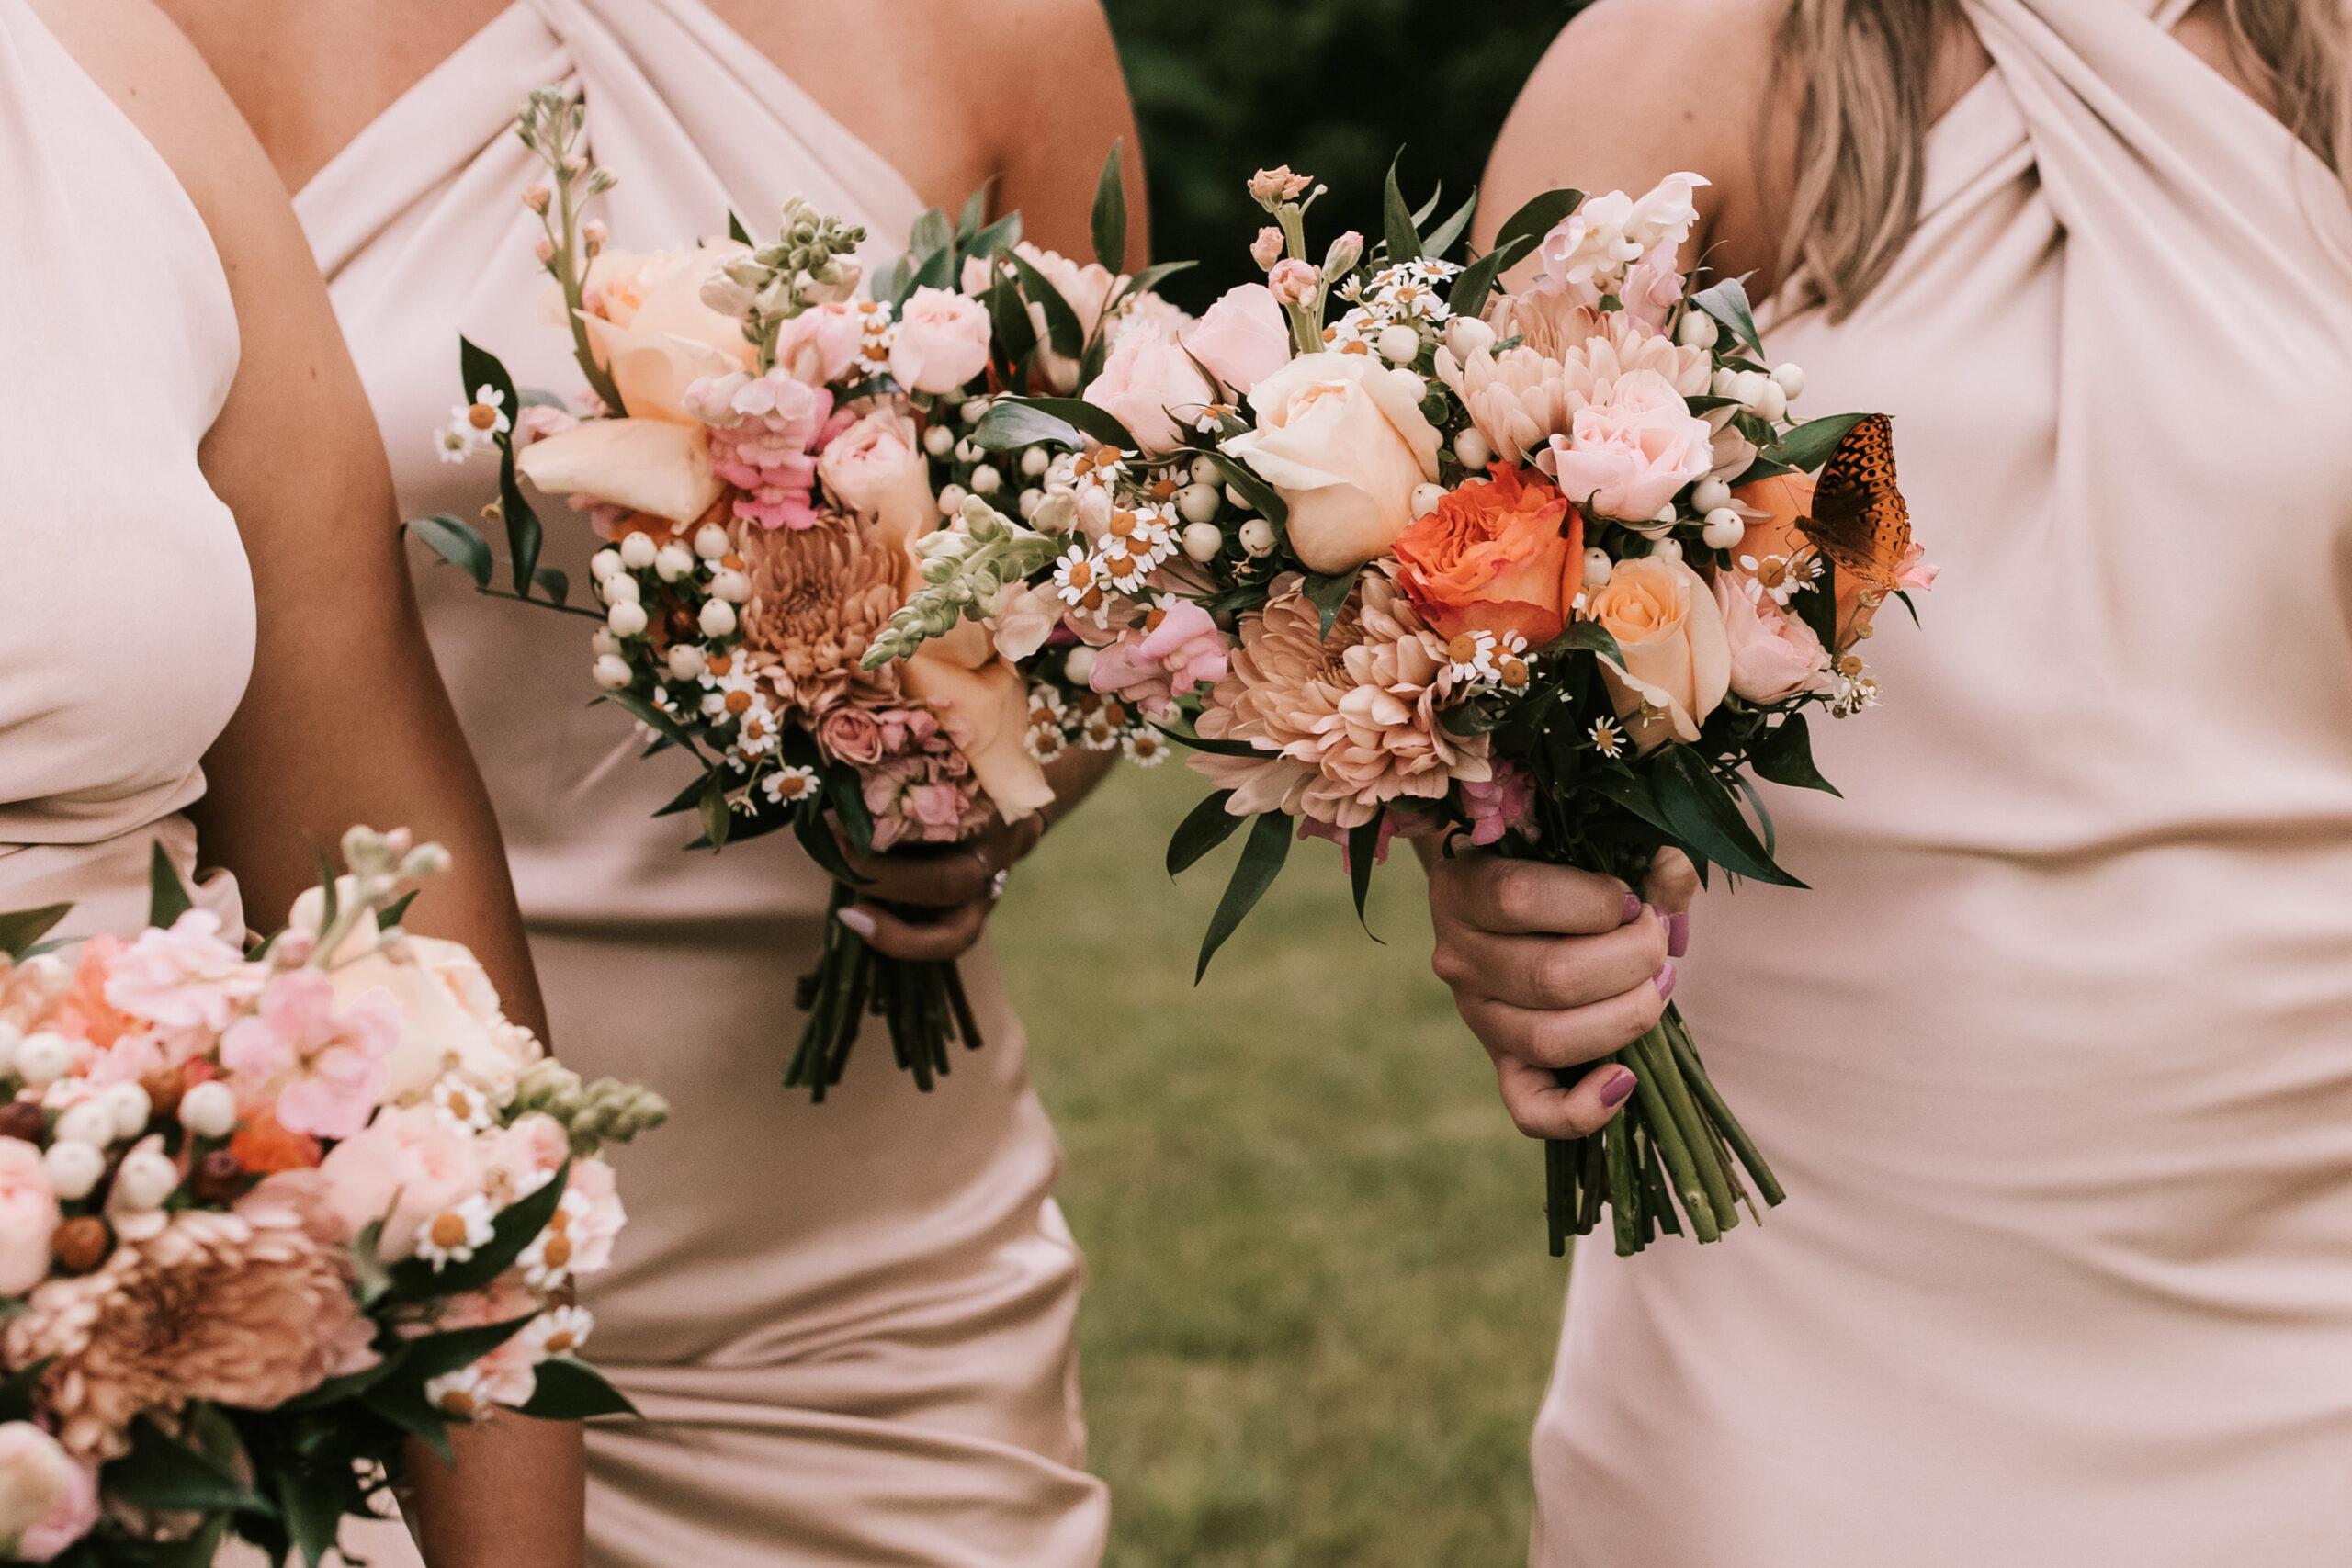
[818, 704, 888, 765]
[5, 1208, 377, 1460]
[1190, 569, 1490, 828]
[1538, 368, 1713, 522]
[1459, 761, 1540, 848]
[559, 1158, 626, 1278]
[1714, 573, 1832, 704]
[1088, 602, 1229, 719]
[312, 1104, 481, 1260]
[1295, 804, 1439, 869]
[481, 1114, 570, 1209]
[102, 912, 257, 1038]
[514, 403, 578, 446]
[1620, 241, 1687, 333]
[816, 407, 926, 522]
[11, 1447, 96, 1562]
[1084, 321, 1213, 457]
[889, 287, 992, 395]
[774, 299, 868, 386]
[220, 972, 397, 1142]
[1896, 544, 1939, 592]
[0, 1140, 59, 1298]
[1248, 166, 1314, 206]
[684, 370, 852, 530]
[1185, 284, 1291, 396]
[1267, 258, 1319, 310]
[988, 581, 1065, 662]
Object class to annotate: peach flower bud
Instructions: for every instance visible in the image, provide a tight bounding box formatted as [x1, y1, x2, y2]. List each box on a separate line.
[1251, 227, 1284, 271]
[1248, 165, 1314, 207]
[1267, 259, 1320, 310]
[521, 185, 551, 215]
[532, 234, 555, 266]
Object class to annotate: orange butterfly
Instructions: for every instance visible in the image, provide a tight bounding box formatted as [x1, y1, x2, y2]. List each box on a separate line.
[1798, 413, 1910, 591]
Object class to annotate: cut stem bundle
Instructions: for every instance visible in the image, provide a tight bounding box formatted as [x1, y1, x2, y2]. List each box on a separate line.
[786, 882, 985, 1098]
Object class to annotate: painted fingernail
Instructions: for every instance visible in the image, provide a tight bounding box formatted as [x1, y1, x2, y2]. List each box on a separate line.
[1652, 963, 1677, 1002]
[1621, 892, 1642, 926]
[1599, 1066, 1637, 1109]
[838, 908, 878, 939]
[1665, 910, 1690, 959]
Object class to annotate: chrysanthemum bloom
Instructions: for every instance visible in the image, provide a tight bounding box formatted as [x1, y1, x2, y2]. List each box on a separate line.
[735, 510, 908, 718]
[6, 1207, 378, 1460]
[1191, 569, 1491, 828]
[1439, 307, 1713, 468]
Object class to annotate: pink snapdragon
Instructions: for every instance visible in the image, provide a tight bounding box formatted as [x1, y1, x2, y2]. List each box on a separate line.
[220, 972, 397, 1141]
[683, 370, 854, 531]
[1088, 602, 1230, 719]
[1459, 762, 1540, 847]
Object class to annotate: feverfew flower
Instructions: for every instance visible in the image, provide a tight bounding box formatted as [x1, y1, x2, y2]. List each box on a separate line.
[1589, 717, 1626, 758]
[761, 764, 820, 807]
[524, 1305, 594, 1360]
[430, 1074, 496, 1134]
[424, 1364, 492, 1420]
[412, 1193, 497, 1272]
[1122, 729, 1170, 768]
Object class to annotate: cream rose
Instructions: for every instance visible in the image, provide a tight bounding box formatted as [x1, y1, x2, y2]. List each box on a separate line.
[818, 407, 926, 521]
[0, 1141, 58, 1297]
[573, 243, 758, 425]
[1083, 321, 1215, 457]
[1184, 283, 1291, 396]
[889, 287, 992, 395]
[0, 1422, 79, 1558]
[1223, 353, 1442, 574]
[1587, 555, 1729, 751]
[1714, 573, 1832, 704]
[1538, 367, 1713, 523]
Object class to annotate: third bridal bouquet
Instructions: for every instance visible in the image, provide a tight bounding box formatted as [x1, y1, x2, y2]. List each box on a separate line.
[417, 89, 1188, 1098]
[892, 163, 1934, 1254]
[0, 831, 663, 1564]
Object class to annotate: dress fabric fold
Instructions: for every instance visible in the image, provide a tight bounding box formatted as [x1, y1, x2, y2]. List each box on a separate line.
[1531, 0, 2352, 1562]
[291, 4, 1104, 1562]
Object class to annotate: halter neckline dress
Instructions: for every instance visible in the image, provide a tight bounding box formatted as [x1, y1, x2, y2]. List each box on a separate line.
[296, 5, 1104, 1563]
[1531, 0, 2352, 1561]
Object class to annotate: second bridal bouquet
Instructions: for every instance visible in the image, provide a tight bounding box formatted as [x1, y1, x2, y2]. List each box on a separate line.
[418, 89, 1187, 1098]
[893, 163, 1933, 1254]
[0, 831, 663, 1565]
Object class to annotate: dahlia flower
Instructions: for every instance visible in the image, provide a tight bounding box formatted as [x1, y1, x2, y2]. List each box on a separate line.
[735, 511, 908, 718]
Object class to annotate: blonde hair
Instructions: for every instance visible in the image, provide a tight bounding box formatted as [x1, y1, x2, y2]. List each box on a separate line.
[1776, 0, 2352, 316]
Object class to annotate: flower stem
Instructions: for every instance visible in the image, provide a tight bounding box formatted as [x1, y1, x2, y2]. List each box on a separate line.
[1634, 1023, 1741, 1232]
[1664, 1008, 1786, 1208]
[1624, 1025, 1720, 1242]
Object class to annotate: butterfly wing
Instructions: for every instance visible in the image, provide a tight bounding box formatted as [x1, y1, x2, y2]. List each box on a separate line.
[1798, 413, 1910, 590]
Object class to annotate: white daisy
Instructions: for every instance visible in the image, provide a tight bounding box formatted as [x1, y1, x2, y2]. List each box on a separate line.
[1122, 728, 1170, 768]
[525, 1305, 595, 1360]
[424, 1365, 492, 1420]
[413, 1193, 498, 1271]
[430, 1075, 496, 1134]
[1589, 717, 1627, 759]
[762, 764, 820, 807]
[433, 423, 477, 465]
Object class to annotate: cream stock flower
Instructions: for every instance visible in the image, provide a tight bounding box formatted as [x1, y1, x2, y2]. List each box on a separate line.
[1190, 569, 1489, 827]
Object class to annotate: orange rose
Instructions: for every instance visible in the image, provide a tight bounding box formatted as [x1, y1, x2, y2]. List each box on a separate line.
[1392, 464, 1584, 646]
[1732, 474, 1872, 647]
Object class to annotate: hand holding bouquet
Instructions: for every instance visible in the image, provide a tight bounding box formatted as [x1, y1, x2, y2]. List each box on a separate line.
[0, 830, 662, 1564]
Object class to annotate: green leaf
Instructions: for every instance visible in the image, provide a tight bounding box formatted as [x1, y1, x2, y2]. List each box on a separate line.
[824, 763, 876, 859]
[0, 1358, 50, 1423]
[1009, 250, 1086, 360]
[1165, 790, 1243, 877]
[281, 1346, 402, 1412]
[1582, 767, 1679, 839]
[459, 337, 542, 594]
[1381, 150, 1420, 262]
[1894, 588, 1921, 627]
[277, 1463, 345, 1568]
[727, 209, 752, 246]
[360, 1376, 453, 1465]
[530, 566, 571, 607]
[1193, 449, 1285, 526]
[401, 1315, 537, 1386]
[1798, 551, 1839, 655]
[518, 1359, 640, 1420]
[107, 1416, 274, 1517]
[1422, 189, 1478, 260]
[377, 891, 418, 929]
[973, 400, 1086, 453]
[0, 906, 71, 962]
[909, 243, 956, 298]
[1491, 188, 1585, 259]
[908, 207, 954, 262]
[1750, 712, 1841, 795]
[1410, 180, 1444, 227]
[1556, 619, 1625, 669]
[989, 395, 1136, 454]
[1090, 139, 1126, 270]
[793, 814, 871, 886]
[405, 514, 492, 588]
[1345, 818, 1381, 940]
[967, 210, 1022, 259]
[697, 778, 732, 852]
[1652, 746, 1806, 887]
[387, 1162, 571, 1300]
[1765, 412, 1866, 473]
[598, 689, 706, 760]
[148, 841, 194, 929]
[1690, 276, 1764, 356]
[1102, 260, 1198, 323]
[1150, 723, 1268, 760]
[1194, 811, 1292, 982]
[650, 773, 711, 818]
[985, 272, 1040, 371]
[1302, 567, 1361, 638]
[956, 181, 992, 243]
[1445, 232, 1537, 319]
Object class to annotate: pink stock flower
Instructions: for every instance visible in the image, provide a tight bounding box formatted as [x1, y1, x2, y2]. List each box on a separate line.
[1459, 761, 1540, 848]
[1537, 368, 1713, 522]
[684, 370, 853, 530]
[559, 1159, 626, 1277]
[101, 911, 259, 1039]
[1896, 544, 1939, 592]
[889, 287, 992, 395]
[1087, 602, 1229, 719]
[482, 1113, 569, 1209]
[0, 1140, 59, 1298]
[1250, 227, 1284, 271]
[1619, 241, 1688, 333]
[514, 403, 578, 446]
[1184, 284, 1292, 396]
[220, 973, 397, 1142]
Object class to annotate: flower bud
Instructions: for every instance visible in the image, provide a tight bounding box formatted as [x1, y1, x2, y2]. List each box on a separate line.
[1444, 317, 1497, 362]
[700, 273, 758, 318]
[522, 185, 552, 215]
[618, 532, 659, 570]
[1583, 547, 1614, 589]
[922, 424, 955, 457]
[1177, 483, 1221, 525]
[1063, 646, 1096, 684]
[605, 601, 649, 637]
[693, 524, 731, 559]
[667, 644, 708, 682]
[1701, 510, 1747, 549]
[1239, 518, 1276, 557]
[1691, 478, 1732, 513]
[582, 219, 609, 253]
[1021, 447, 1053, 478]
[177, 1080, 238, 1140]
[43, 1143, 104, 1202]
[590, 547, 624, 581]
[1410, 482, 1448, 519]
[654, 544, 695, 582]
[15, 1032, 73, 1088]
[1678, 310, 1720, 349]
[1251, 228, 1284, 271]
[102, 1083, 152, 1142]
[1182, 522, 1224, 562]
[1770, 363, 1806, 401]
[113, 1143, 180, 1212]
[592, 654, 633, 689]
[1377, 325, 1421, 366]
[699, 599, 738, 638]
[1324, 231, 1364, 278]
[533, 235, 555, 266]
[53, 1102, 117, 1149]
[1267, 259, 1320, 310]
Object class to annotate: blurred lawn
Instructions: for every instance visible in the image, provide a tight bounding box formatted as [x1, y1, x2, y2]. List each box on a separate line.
[992, 761, 1567, 1568]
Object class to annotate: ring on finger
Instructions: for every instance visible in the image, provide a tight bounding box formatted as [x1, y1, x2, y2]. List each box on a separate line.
[987, 868, 1011, 902]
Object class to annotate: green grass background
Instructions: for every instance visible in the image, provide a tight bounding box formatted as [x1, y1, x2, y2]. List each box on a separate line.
[992, 761, 1568, 1568]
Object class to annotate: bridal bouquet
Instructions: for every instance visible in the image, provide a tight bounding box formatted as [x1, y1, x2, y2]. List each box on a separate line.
[883, 163, 1933, 1254]
[0, 830, 663, 1565]
[419, 87, 1188, 1098]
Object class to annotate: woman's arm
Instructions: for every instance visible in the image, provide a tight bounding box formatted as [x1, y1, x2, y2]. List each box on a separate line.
[30, 3, 582, 1562]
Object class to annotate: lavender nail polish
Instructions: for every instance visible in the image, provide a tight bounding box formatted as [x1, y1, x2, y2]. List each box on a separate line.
[1665, 910, 1690, 959]
[1652, 963, 1678, 1002]
[1600, 1067, 1638, 1109]
[1621, 892, 1643, 926]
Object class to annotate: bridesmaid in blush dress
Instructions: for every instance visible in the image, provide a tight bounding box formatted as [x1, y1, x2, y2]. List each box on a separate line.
[164, 1, 1144, 1563]
[3, 0, 585, 1562]
[1426, 0, 2352, 1562]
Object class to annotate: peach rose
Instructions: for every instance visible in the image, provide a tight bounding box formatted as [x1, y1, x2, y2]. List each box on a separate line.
[1539, 368, 1713, 522]
[1084, 320, 1214, 457]
[1713, 573, 1832, 703]
[514, 417, 722, 526]
[1185, 283, 1291, 396]
[897, 618, 1056, 821]
[1223, 352, 1442, 574]
[817, 406, 922, 516]
[1586, 555, 1729, 751]
[0, 1140, 57, 1297]
[1393, 464, 1583, 646]
[575, 243, 757, 426]
[889, 287, 992, 395]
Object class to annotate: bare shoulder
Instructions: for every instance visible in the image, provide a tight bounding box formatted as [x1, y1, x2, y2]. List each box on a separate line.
[1477, 0, 1790, 261]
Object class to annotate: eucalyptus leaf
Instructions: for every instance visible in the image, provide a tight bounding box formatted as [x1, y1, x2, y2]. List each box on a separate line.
[967, 210, 1022, 259]
[1195, 811, 1293, 982]
[406, 515, 492, 588]
[1165, 789, 1243, 877]
[908, 206, 954, 261]
[909, 243, 956, 298]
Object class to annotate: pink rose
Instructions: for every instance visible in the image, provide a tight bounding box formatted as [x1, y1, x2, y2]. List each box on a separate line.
[1713, 573, 1833, 704]
[1088, 602, 1230, 719]
[1184, 284, 1291, 397]
[0, 1141, 58, 1297]
[1537, 368, 1713, 522]
[314, 1105, 481, 1261]
[219, 972, 397, 1142]
[819, 704, 887, 765]
[889, 287, 992, 395]
[774, 300, 866, 386]
[0, 1423, 89, 1562]
[817, 407, 927, 520]
[1083, 322, 1214, 457]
